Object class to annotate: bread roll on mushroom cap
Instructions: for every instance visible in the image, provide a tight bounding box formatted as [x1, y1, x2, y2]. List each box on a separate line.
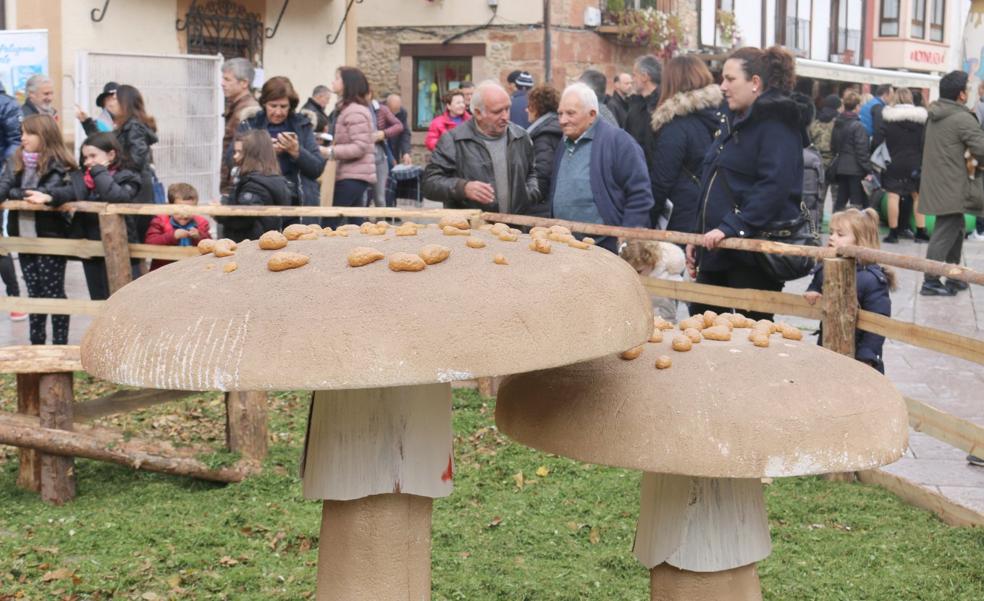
[496, 338, 908, 478]
[81, 228, 651, 392]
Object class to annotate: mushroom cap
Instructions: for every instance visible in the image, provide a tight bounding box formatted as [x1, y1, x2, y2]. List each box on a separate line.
[81, 227, 651, 391]
[495, 335, 908, 478]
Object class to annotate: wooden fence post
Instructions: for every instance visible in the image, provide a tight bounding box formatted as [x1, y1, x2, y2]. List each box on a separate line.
[225, 391, 268, 463]
[15, 373, 42, 492]
[821, 257, 859, 482]
[98, 213, 132, 294]
[39, 372, 76, 504]
[821, 257, 859, 358]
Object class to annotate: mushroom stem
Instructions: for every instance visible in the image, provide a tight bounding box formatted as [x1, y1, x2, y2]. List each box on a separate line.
[303, 383, 454, 600]
[317, 494, 433, 601]
[650, 563, 762, 601]
[633, 473, 771, 599]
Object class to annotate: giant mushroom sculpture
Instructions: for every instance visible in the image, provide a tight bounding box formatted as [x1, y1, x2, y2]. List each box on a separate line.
[80, 221, 652, 600]
[495, 326, 908, 600]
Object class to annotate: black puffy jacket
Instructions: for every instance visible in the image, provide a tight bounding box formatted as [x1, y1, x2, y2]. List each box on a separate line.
[46, 165, 143, 241]
[528, 112, 562, 218]
[649, 84, 722, 233]
[0, 85, 21, 160]
[219, 172, 292, 242]
[831, 112, 872, 176]
[0, 157, 72, 238]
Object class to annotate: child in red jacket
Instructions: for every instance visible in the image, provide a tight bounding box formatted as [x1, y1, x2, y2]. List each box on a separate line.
[145, 183, 211, 271]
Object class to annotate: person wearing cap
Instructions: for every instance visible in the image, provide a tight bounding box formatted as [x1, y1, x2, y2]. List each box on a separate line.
[76, 82, 117, 134]
[21, 75, 57, 122]
[423, 80, 541, 216]
[507, 70, 534, 129]
[549, 82, 654, 253]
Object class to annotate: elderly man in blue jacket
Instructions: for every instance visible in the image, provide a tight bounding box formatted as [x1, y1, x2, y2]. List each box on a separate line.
[549, 82, 654, 252]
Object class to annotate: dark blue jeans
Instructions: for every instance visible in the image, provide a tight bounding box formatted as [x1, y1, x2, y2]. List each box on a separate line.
[324, 179, 369, 229]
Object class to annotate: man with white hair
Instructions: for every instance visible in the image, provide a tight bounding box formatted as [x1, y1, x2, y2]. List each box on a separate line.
[549, 82, 653, 252]
[423, 80, 542, 215]
[21, 75, 57, 120]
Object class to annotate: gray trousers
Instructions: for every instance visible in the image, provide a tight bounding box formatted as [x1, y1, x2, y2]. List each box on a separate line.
[925, 213, 965, 282]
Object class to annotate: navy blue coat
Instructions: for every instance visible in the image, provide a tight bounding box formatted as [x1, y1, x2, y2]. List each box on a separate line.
[696, 89, 807, 272]
[808, 263, 892, 373]
[649, 84, 722, 233]
[509, 89, 530, 129]
[548, 117, 654, 252]
[236, 107, 325, 209]
[0, 84, 21, 160]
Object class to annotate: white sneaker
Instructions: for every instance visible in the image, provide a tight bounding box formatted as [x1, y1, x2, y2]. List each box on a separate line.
[969, 231, 984, 242]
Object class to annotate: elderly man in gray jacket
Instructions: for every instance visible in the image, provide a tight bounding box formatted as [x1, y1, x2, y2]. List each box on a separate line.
[423, 81, 542, 216]
[918, 70, 984, 297]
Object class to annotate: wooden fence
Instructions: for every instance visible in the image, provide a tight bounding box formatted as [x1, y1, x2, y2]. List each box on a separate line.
[0, 201, 982, 524]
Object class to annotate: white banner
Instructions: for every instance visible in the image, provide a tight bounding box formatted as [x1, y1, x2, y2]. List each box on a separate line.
[0, 29, 49, 100]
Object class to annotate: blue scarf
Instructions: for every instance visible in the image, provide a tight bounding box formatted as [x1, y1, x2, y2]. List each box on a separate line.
[170, 217, 196, 246]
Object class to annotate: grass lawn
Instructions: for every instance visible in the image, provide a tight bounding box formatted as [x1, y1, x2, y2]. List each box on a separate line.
[1, 376, 982, 600]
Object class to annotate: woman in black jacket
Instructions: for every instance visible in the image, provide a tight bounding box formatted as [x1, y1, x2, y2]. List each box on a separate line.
[830, 91, 873, 212]
[649, 55, 722, 233]
[219, 129, 292, 242]
[30, 132, 143, 300]
[879, 88, 929, 243]
[236, 76, 325, 227]
[2, 115, 75, 344]
[525, 84, 562, 218]
[686, 46, 808, 320]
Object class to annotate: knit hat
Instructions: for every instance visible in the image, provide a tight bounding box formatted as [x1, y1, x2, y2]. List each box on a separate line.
[515, 72, 534, 89]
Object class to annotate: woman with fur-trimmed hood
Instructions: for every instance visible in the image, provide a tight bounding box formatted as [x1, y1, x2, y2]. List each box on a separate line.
[879, 88, 929, 243]
[649, 55, 722, 233]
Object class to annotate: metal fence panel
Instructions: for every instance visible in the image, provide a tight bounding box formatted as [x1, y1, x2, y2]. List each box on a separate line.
[75, 51, 223, 202]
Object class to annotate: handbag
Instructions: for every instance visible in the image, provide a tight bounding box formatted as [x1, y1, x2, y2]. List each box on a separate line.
[721, 173, 820, 282]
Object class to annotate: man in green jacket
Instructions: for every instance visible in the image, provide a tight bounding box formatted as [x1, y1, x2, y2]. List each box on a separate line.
[918, 71, 984, 296]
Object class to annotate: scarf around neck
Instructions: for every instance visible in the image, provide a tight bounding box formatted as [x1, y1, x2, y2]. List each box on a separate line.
[170, 216, 197, 246]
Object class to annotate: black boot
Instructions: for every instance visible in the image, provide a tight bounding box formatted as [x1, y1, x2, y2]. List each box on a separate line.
[915, 227, 930, 242]
[882, 228, 899, 244]
[920, 279, 957, 296]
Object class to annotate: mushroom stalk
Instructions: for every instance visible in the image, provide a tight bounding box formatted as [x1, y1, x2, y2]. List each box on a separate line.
[650, 563, 762, 601]
[303, 383, 454, 601]
[633, 473, 771, 601]
[318, 494, 432, 601]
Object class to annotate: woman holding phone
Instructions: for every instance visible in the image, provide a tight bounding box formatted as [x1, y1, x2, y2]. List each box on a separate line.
[234, 76, 325, 226]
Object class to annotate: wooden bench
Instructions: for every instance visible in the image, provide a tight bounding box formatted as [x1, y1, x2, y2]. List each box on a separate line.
[0, 345, 267, 505]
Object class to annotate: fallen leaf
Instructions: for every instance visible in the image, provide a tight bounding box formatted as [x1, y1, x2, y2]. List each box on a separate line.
[512, 471, 524, 489]
[589, 527, 601, 544]
[535, 466, 550, 478]
[140, 593, 160, 601]
[218, 556, 238, 567]
[488, 517, 503, 528]
[41, 568, 73, 582]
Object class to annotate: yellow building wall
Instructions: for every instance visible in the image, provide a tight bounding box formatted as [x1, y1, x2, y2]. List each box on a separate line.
[261, 0, 350, 104]
[360, 0, 542, 27]
[59, 1, 182, 138]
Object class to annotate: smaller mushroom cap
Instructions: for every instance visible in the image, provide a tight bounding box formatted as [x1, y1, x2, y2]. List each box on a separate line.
[496, 337, 908, 478]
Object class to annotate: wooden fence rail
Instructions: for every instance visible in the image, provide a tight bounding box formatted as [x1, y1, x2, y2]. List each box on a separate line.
[1, 202, 981, 521]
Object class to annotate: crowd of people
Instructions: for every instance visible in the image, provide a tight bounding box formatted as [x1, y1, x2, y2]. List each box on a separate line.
[1, 50, 983, 374]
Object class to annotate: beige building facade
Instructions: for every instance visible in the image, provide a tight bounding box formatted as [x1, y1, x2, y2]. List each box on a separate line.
[3, 0, 353, 139]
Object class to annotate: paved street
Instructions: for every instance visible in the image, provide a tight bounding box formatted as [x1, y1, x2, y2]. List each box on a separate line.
[1, 230, 982, 520]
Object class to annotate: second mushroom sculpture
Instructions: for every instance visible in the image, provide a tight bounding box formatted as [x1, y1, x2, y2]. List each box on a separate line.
[496, 317, 909, 600]
[80, 220, 653, 600]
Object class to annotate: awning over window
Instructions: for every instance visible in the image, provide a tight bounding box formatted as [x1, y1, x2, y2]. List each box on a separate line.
[796, 58, 941, 98]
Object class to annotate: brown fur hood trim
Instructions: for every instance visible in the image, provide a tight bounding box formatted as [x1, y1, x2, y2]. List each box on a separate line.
[650, 84, 723, 133]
